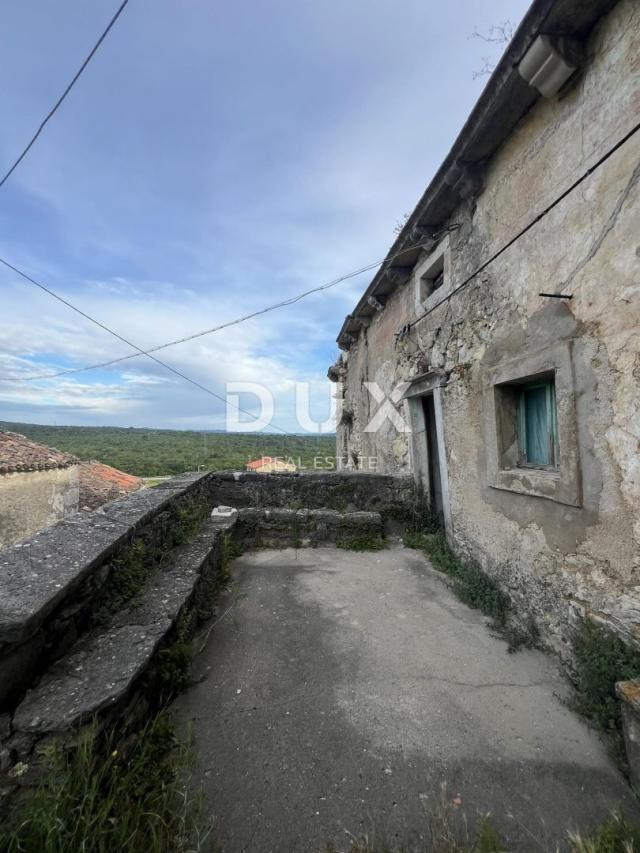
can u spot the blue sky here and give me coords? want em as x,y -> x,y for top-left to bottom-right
0,0 -> 529,433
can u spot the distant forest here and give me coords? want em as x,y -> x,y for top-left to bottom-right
0,422 -> 336,477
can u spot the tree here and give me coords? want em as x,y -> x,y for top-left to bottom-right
470,20 -> 515,79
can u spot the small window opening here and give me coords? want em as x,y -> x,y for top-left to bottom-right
419,255 -> 444,302
517,379 -> 558,468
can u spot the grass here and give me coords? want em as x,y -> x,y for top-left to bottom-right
568,810 -> 640,853
0,714 -> 214,853
321,809 -> 640,853
321,786 -> 504,853
403,489 -> 537,652
337,534 -> 385,552
405,530 -> 510,632
571,618 -> 640,757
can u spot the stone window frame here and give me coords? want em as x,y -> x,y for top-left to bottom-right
413,235 -> 452,317
482,340 -> 582,507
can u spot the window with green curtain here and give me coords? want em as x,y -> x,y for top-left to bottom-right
517,379 -> 557,467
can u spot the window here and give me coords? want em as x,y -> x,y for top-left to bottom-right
483,341 -> 581,507
419,255 -> 444,301
413,236 -> 451,314
517,380 -> 557,468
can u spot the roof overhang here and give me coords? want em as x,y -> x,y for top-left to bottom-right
336,0 -> 619,348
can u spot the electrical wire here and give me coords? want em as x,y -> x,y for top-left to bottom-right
406,118 -> 640,331
0,0 -> 129,189
0,238 -> 433,382
0,257 -> 297,435
1,116 -> 638,436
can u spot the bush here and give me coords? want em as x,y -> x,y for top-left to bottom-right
572,619 -> 640,739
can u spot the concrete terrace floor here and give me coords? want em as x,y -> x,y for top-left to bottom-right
173,547 -> 637,853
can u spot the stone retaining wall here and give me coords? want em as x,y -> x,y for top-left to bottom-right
232,508 -> 383,550
0,470 -> 414,712
209,471 -> 415,531
0,473 -> 211,710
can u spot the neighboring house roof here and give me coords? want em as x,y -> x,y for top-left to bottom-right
245,457 -> 296,471
336,0 -> 618,347
0,430 -> 79,474
78,461 -> 142,510
246,457 -> 275,470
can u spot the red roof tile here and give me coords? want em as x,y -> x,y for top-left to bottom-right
0,431 -> 79,474
78,461 -> 142,510
245,457 -> 274,470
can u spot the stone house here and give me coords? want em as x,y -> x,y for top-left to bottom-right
329,0 -> 640,651
0,431 -> 80,549
0,431 -> 142,549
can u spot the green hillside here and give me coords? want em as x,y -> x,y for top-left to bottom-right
0,422 -> 336,478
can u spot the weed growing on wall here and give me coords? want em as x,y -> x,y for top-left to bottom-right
406,531 -> 510,630
221,532 -> 242,579
404,509 -> 540,653
96,495 -> 210,621
157,534 -> 241,697
407,484 -> 441,535
0,714 -> 214,853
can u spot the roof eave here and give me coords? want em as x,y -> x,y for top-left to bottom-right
336,0 -> 619,346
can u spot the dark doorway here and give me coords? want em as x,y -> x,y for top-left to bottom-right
422,394 -> 443,520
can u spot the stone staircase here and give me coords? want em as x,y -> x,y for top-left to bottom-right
11,517 -> 228,739
0,473 -> 236,769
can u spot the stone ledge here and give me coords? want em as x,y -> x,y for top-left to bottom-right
211,470 -> 413,486
0,472 -> 209,648
209,472 -> 415,527
11,516 -> 229,737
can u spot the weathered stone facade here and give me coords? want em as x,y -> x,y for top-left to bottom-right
331,0 -> 640,653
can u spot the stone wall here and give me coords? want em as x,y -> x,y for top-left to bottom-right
0,470 -> 414,713
232,507 -> 382,550
0,473 -> 211,710
0,466 -> 80,550
209,471 -> 415,531
336,0 -> 640,653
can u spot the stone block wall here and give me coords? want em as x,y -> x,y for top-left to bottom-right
208,471 -> 415,530
232,507 -> 383,550
0,470 -> 415,712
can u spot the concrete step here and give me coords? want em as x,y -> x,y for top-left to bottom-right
11,517 -> 233,737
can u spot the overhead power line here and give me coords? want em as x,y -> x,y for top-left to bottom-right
2,119 -> 638,386
0,238 -> 435,382
407,118 -> 640,330
0,257 -> 296,436
1,119 -> 637,432
0,0 -> 129,189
